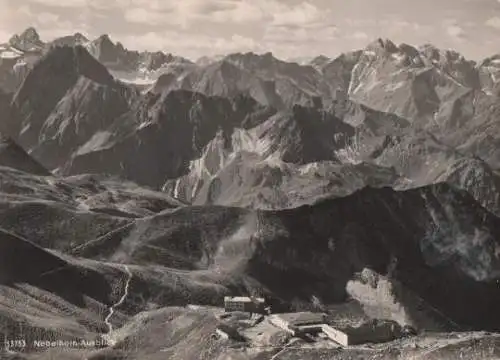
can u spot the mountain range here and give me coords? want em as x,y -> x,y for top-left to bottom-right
1,27 -> 500,359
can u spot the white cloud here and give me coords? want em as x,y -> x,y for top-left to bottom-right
443,19 -> 466,41
381,19 -> 429,32
39,24 -> 83,39
0,0 -> 495,60
37,12 -> 60,25
0,29 -> 10,43
486,16 -> 500,29
111,0 -> 267,28
227,34 -> 260,50
27,0 -> 91,7
2,4 -> 89,38
117,1 -> 337,59
118,0 -> 328,29
447,25 -> 465,38
271,2 -> 327,27
176,0 -> 237,15
208,2 -> 268,23
119,31 -> 263,58
351,31 -> 369,40
123,8 -> 165,25
344,18 -> 378,27
262,22 -> 341,59
17,5 -> 33,17
23,0 -> 124,11
264,24 -> 338,42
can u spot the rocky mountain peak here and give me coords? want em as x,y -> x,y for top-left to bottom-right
115,41 -> 127,52
73,32 -> 89,42
85,34 -> 131,66
419,43 -> 441,60
50,32 -> 90,48
479,54 -> 500,67
262,51 -> 274,59
97,33 -> 112,42
225,51 -> 278,68
44,45 -> 113,83
8,45 -> 116,148
419,44 -> 474,66
18,27 -> 41,43
8,27 -> 44,51
397,43 -> 420,58
94,34 -> 115,49
366,38 -> 398,53
309,55 -> 331,69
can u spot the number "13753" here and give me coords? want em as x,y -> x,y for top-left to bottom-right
5,339 -> 27,348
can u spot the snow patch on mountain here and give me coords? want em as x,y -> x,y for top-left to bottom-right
0,49 -> 23,59
231,127 -> 274,158
76,131 -> 114,155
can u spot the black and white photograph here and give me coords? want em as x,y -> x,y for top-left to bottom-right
1,0 -> 500,359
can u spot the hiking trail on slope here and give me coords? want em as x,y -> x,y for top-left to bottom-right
103,264 -> 132,346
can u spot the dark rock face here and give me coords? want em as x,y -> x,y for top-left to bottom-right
6,45 -> 138,170
0,89 -> 12,121
30,76 -> 138,170
321,50 -> 363,100
0,57 -> 23,94
251,184 -> 500,331
11,46 -> 113,142
309,55 -> 331,71
0,228 -> 112,305
63,91 -> 276,188
0,134 -> 49,175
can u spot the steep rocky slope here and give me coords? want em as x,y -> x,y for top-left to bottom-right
62,91 -> 277,188
160,106 -> 403,208
346,39 -> 470,122
7,45 -> 139,170
163,148 -> 398,209
152,53 -> 331,109
0,89 -> 14,125
0,134 -> 49,175
0,28 -> 46,93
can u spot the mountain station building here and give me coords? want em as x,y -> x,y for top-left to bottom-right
224,296 -> 266,313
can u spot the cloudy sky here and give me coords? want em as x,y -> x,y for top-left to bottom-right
1,0 -> 500,60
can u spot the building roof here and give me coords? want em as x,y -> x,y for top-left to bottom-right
224,296 -> 265,303
275,312 -> 326,326
336,319 -> 399,336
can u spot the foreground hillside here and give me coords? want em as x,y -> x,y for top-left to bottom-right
0,162 -> 499,358
4,307 -> 500,360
